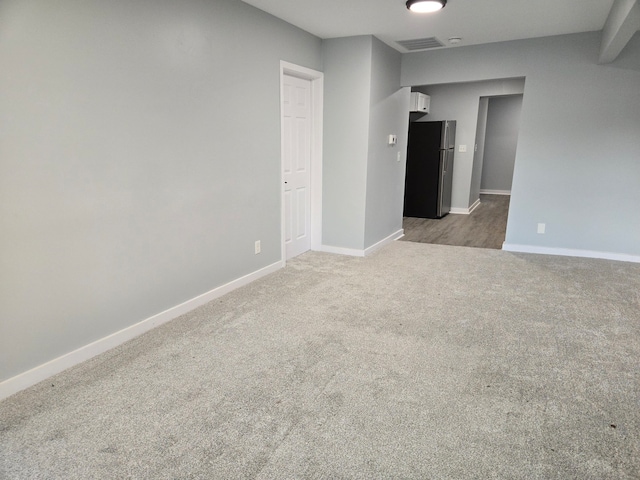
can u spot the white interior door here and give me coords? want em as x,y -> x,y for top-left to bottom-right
282,74 -> 311,260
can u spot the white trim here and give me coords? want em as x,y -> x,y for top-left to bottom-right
319,245 -> 365,257
0,261 -> 283,401
319,230 -> 404,258
280,61 -> 324,261
502,243 -> 640,264
450,198 -> 481,215
364,229 -> 404,256
480,190 -> 511,196
480,189 -> 511,196
450,207 -> 470,215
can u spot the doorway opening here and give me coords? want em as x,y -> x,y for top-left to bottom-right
401,79 -> 525,250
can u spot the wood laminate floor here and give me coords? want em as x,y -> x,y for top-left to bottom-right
401,194 -> 510,250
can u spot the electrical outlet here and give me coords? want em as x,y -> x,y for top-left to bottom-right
255,240 -> 261,254
537,223 -> 546,234
459,145 -> 467,153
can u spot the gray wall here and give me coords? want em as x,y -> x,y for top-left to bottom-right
322,36 -> 410,250
403,32 -> 640,256
0,0 -> 322,382
321,37 -> 372,250
364,38 -> 410,248
481,95 -> 523,193
413,79 -> 525,211
471,98 -> 490,204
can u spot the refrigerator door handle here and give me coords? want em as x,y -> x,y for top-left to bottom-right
443,121 -> 449,149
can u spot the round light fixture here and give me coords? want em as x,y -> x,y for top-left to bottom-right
448,37 -> 462,44
406,0 -> 447,13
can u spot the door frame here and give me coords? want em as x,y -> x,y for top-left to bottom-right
280,61 -> 324,264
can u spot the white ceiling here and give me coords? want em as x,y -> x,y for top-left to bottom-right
240,0 -> 616,53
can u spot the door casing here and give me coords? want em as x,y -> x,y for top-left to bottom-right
280,61 -> 323,264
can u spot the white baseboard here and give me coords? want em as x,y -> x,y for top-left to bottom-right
319,245 -> 365,257
450,198 -> 480,215
0,261 -> 283,401
502,243 -> 640,264
364,229 -> 404,256
449,207 -> 470,215
320,229 -> 404,258
480,189 -> 511,196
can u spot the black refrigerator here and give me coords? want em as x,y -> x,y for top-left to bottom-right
403,120 -> 456,219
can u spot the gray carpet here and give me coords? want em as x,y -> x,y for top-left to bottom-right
1,242 -> 639,479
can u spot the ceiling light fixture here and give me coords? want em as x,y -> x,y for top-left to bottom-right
406,0 -> 447,13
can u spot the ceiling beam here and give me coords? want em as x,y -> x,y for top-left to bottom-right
599,0 -> 640,64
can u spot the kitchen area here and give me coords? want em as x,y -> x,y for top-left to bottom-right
401,80 -> 524,249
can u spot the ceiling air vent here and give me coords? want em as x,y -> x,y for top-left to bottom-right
397,37 -> 445,51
